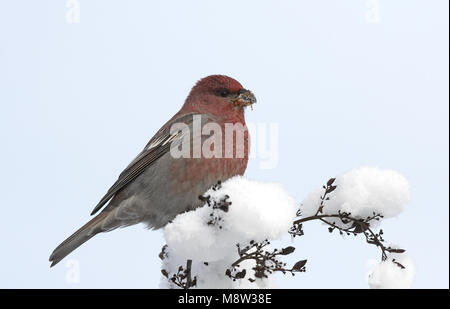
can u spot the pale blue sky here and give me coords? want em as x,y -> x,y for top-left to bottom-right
0,0 -> 448,288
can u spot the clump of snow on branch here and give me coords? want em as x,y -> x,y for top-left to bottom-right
160,167 -> 414,289
301,167 -> 410,227
161,176 -> 296,288
368,251 -> 415,289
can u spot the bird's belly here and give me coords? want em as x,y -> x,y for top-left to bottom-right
110,153 -> 247,229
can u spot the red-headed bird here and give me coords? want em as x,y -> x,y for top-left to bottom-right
49,75 -> 256,266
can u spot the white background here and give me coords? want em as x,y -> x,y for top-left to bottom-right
0,0 -> 448,288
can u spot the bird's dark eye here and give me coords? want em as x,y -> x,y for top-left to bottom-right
218,88 -> 230,97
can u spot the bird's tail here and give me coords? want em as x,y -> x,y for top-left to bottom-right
49,212 -> 108,267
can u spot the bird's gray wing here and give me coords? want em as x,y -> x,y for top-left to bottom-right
89,113 -> 198,215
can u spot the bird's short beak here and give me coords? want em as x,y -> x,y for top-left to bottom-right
232,89 -> 257,109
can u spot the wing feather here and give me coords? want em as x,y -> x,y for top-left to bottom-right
89,121 -> 188,215
89,113 -> 213,216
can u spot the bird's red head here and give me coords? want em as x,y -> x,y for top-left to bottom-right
183,75 -> 256,118
191,75 -> 244,95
